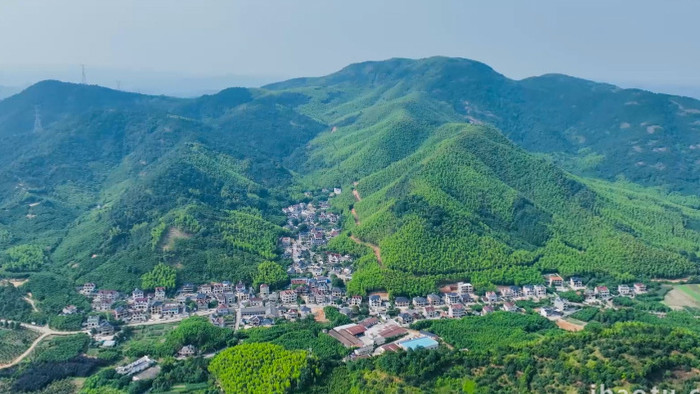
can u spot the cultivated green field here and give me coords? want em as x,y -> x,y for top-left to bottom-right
0,328 -> 40,364
664,284 -> 700,310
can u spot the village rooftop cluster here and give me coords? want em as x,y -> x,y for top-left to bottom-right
60,190 -> 651,369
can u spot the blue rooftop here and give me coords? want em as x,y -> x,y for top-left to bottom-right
398,336 -> 439,351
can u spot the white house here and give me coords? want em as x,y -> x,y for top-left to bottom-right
444,292 -> 460,305
448,303 -> 466,318
457,282 -> 473,294
595,286 -> 610,298
280,290 -> 297,304
617,284 -> 631,296
534,285 -> 547,298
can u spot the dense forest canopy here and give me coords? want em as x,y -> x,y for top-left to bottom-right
0,58 -> 698,292
1,56 -> 700,394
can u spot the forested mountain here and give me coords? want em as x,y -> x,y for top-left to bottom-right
0,85 -> 22,101
0,81 -> 326,292
269,57 -> 700,194
1,57 -> 700,300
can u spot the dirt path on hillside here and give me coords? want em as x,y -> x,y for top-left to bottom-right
652,277 -> 690,284
0,332 -> 49,370
350,235 -> 383,265
8,279 -> 28,288
351,208 -> 360,225
349,189 -> 383,266
0,324 -> 83,370
352,189 -> 361,202
23,294 -> 38,313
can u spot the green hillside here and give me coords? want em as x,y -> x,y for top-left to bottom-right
0,82 -> 324,296
269,56 -> 700,195
306,119 -> 700,296
0,57 -> 699,303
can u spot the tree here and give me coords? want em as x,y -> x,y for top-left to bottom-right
254,261 -> 288,289
141,263 -> 177,290
209,343 -> 313,393
3,244 -> 47,271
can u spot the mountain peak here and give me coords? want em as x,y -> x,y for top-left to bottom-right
265,56 -> 504,90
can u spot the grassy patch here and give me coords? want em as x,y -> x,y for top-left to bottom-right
664,284 -> 700,310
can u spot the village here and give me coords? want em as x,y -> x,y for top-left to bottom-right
61,190 -> 650,366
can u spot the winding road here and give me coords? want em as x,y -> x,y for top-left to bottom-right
0,308 -> 218,370
0,323 -> 83,370
350,188 -> 383,266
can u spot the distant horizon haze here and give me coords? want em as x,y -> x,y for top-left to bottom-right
1,59 -> 699,101
1,0 -> 698,98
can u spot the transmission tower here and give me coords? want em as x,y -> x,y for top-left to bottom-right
81,64 -> 87,84
33,106 -> 43,133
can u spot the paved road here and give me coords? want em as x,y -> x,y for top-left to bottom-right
234,307 -> 242,331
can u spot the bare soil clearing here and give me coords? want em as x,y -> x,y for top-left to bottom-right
664,284 -> 700,310
557,319 -> 585,332
163,227 -> 191,251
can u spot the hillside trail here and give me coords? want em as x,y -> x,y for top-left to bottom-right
0,323 -> 83,370
23,293 -> 38,312
0,309 -> 217,370
350,188 -> 383,267
0,332 -> 49,370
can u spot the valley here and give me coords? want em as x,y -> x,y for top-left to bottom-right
1,57 -> 700,393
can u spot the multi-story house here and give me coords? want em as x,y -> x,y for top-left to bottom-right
457,282 -> 474,294
534,285 -> 547,298
369,295 -> 382,308
280,290 -> 298,304
448,303 -> 466,318
444,292 -> 461,305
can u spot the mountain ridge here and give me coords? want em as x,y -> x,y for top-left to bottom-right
0,57 -> 699,300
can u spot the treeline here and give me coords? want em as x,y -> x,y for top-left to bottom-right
209,342 -> 313,393
127,316 -> 235,358
242,318 -> 350,364
412,312 -> 557,351
306,317 -> 700,393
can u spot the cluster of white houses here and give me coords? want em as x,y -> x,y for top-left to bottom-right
281,200 -> 354,280
544,274 -> 647,299
76,274 -> 357,330
335,275 -> 651,325
77,280 -> 276,325
348,281 -> 549,323
74,237 -> 651,336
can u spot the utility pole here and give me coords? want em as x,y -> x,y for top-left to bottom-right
81,64 -> 87,84
33,105 -> 43,133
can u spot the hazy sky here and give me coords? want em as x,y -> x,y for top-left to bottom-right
1,0 -> 699,97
